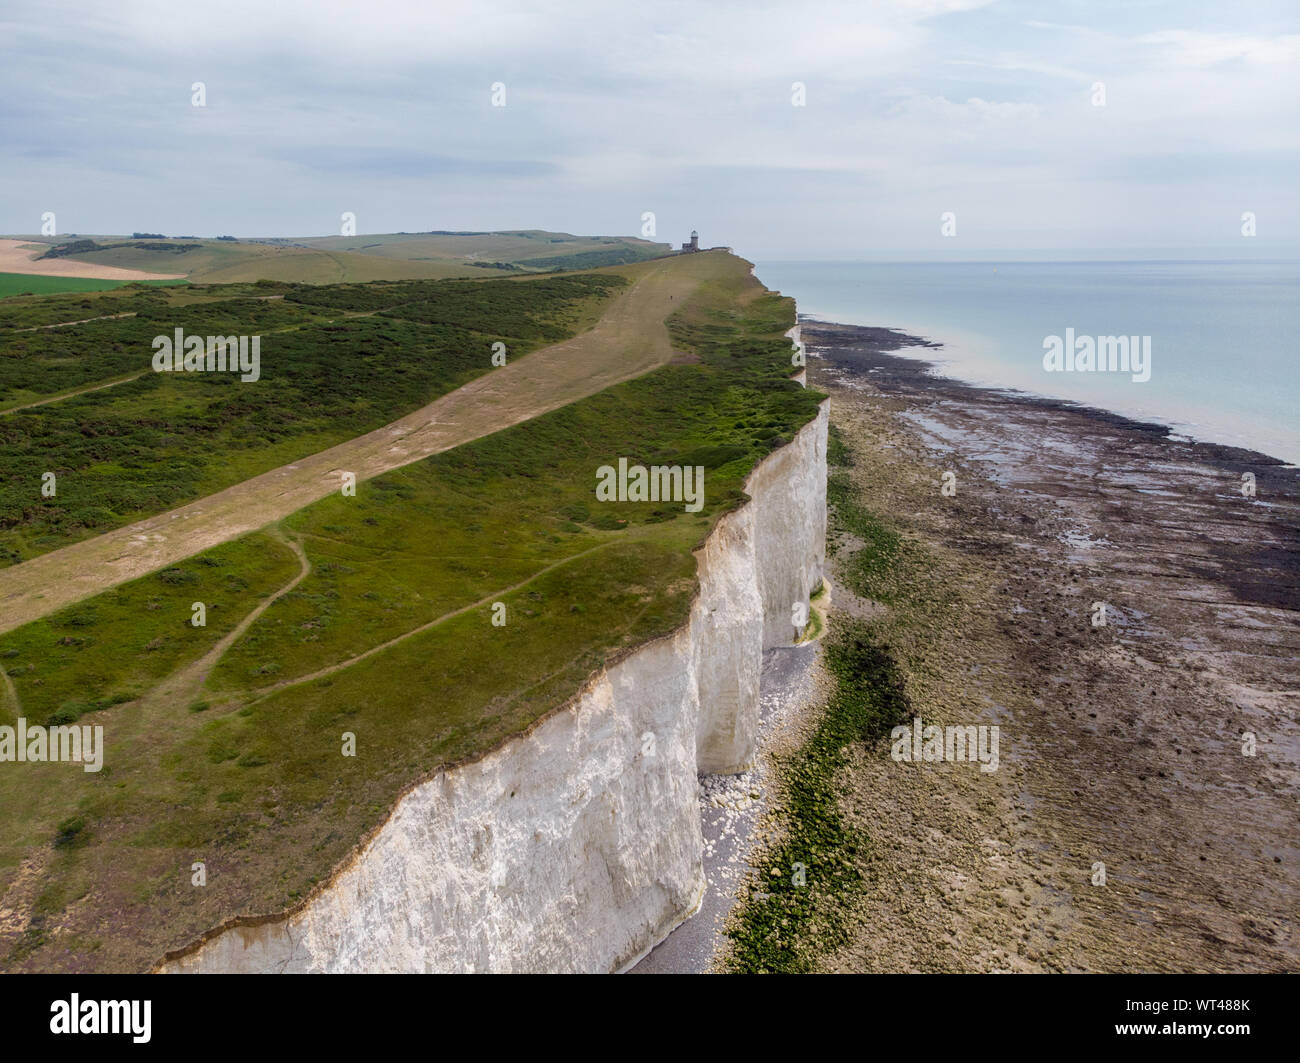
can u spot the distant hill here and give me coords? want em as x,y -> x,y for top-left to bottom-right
9,230 -> 672,284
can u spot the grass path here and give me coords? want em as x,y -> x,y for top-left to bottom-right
4,294 -> 283,336
143,527 -> 314,715
0,252 -> 724,636
1,300 -> 344,414
10,311 -> 139,333
239,537 -> 620,706
0,370 -> 150,414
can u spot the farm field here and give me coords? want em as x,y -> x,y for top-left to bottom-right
0,273 -> 186,298
0,239 -> 186,282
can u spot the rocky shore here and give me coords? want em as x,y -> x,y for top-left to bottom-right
789,319 -> 1298,972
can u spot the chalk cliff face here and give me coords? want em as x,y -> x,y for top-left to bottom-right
160,401 -> 828,974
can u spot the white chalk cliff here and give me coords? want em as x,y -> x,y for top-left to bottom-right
160,399 -> 828,974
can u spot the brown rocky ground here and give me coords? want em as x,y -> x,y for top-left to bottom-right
806,320 -> 1298,973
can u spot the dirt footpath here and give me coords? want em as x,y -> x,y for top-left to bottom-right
808,321 -> 1298,973
0,252 -> 726,635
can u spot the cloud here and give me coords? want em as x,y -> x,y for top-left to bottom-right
271,146 -> 558,179
1137,30 -> 1300,67
0,0 -> 1295,255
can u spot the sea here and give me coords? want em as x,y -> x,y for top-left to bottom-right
755,260 -> 1300,467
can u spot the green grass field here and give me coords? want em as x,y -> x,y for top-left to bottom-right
0,252 -> 820,973
0,273 -> 185,297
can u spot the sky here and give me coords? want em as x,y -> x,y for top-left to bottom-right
2,0 -> 1298,258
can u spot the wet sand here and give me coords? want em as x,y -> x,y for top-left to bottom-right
806,320 -> 1298,972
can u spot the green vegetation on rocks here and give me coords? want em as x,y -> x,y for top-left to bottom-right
726,423 -> 920,972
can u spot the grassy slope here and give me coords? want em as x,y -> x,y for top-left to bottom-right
38,240 -> 281,279
0,279 -> 327,332
0,274 -> 625,564
296,230 -> 669,266
0,256 -> 714,638
16,232 -> 668,285
37,241 -> 503,284
191,248 -> 502,284
0,253 -> 822,973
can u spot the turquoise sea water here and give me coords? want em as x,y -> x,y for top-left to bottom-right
755,260 -> 1300,465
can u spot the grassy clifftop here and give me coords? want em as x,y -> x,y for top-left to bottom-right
0,251 -> 822,972
0,274 -> 625,565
